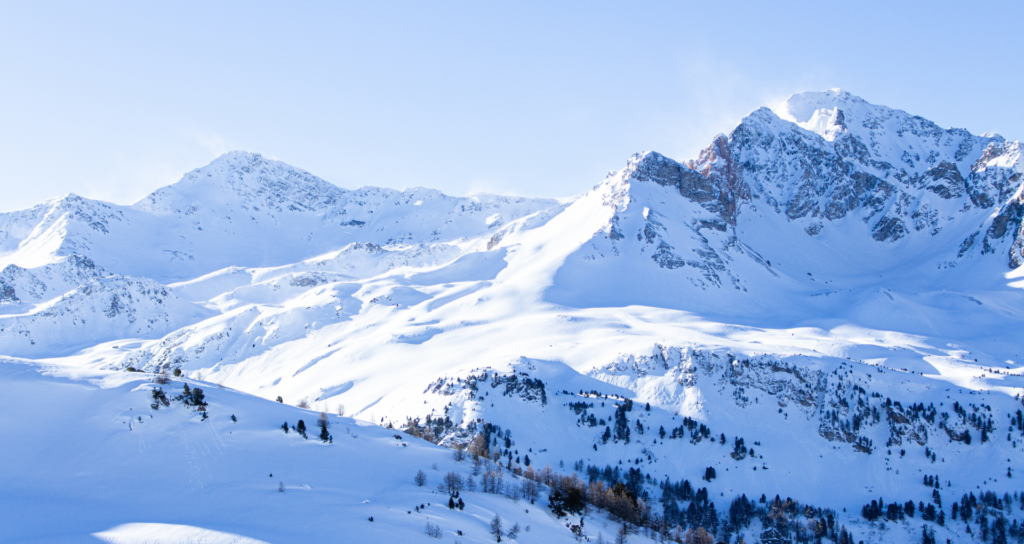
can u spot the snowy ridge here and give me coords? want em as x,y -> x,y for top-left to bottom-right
3,91 -> 1024,543
0,152 -> 560,281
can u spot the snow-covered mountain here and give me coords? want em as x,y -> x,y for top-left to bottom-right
0,151 -> 561,281
4,90 -> 1024,544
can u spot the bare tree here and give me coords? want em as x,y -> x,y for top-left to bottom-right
336,404 -> 345,417
468,434 -> 489,458
414,469 -> 427,487
472,455 -> 483,476
522,478 -> 540,503
440,471 -> 464,495
507,522 -> 521,539
452,444 -> 467,462
278,481 -> 285,493
504,481 -> 521,503
424,522 -> 443,539
614,524 -> 628,544
297,398 -> 310,409
153,371 -> 169,385
489,514 -> 504,542
682,528 -> 713,544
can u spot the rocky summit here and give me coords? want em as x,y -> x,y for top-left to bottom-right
3,90 -> 1024,544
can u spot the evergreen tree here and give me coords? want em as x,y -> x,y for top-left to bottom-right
993,516 -> 1008,544
922,503 -> 937,521
920,525 -> 935,544
548,490 -> 567,518
281,421 -> 289,433
317,412 -> 330,442
296,419 -> 307,439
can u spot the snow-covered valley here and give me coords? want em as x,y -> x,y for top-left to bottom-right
3,90 -> 1024,543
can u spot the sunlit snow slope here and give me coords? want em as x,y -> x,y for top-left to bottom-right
3,90 -> 1024,543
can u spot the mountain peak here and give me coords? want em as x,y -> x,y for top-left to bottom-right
134,151 -> 346,214
772,89 -> 864,124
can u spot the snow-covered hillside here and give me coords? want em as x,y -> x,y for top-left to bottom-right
1,361 -> 649,543
3,90 -> 1024,544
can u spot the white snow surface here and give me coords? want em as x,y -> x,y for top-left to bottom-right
3,91 -> 1024,543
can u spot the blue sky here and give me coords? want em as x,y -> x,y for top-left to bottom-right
0,1 -> 1021,211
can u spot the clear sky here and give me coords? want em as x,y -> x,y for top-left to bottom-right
1,1 -> 1021,212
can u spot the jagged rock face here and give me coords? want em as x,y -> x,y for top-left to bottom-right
623,90 -> 1023,266
0,255 -> 106,304
622,140 -> 747,226
0,273 -> 212,357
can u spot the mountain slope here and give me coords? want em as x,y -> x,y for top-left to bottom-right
2,90 -> 1024,544
0,151 -> 561,281
1,361 -> 647,543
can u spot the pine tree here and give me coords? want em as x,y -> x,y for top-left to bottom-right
281,421 -> 289,433
296,419 -> 307,439
922,503 -> 937,521
993,516 -> 1008,544
920,525 -> 935,544
318,412 -> 331,443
